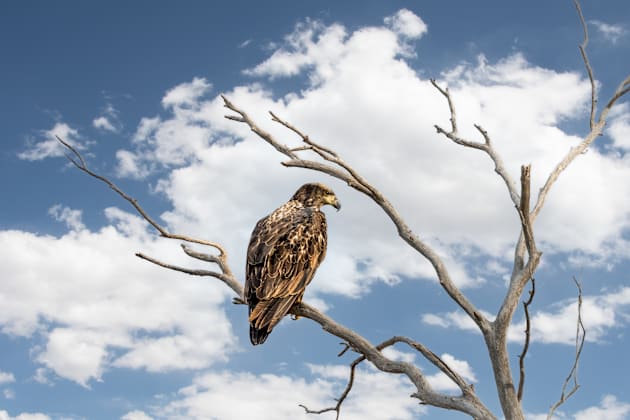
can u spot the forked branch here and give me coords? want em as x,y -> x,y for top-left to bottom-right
547,277 -> 586,420
55,136 -> 228,255
300,336 -> 476,420
430,79 -> 521,209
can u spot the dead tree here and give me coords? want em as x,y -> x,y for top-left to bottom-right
57,2 -> 628,419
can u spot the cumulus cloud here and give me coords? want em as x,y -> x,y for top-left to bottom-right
114,80 -> 215,178
0,371 -> 14,385
384,9 -> 427,39
590,20 -> 626,44
93,103 -> 120,133
422,310 -> 495,334
244,19 -> 348,83
425,353 -> 476,393
0,207 -> 236,386
93,116 -> 116,132
608,104 -> 630,150
0,411 -> 50,420
422,287 -> 630,345
120,411 -> 154,420
18,122 -> 86,161
574,395 -> 630,420
48,205 -> 86,232
162,77 -> 212,109
157,365 -> 422,420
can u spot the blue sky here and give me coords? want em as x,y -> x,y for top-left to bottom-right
2,1 -> 630,419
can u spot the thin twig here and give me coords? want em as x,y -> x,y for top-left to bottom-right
270,111 -> 339,157
136,252 -> 225,279
55,136 -> 228,254
517,277 -> 536,401
300,335 -> 475,420
429,80 -> 521,208
299,355 -> 362,420
547,277 -> 586,420
573,0 -> 597,129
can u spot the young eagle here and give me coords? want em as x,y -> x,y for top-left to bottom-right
245,183 -> 340,345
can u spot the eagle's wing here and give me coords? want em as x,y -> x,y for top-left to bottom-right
245,202 -> 327,344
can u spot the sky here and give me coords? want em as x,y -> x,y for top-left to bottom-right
1,1 -> 630,419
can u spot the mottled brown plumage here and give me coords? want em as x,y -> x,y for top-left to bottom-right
245,183 -> 340,345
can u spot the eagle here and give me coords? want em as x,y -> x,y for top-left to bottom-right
245,183 -> 340,345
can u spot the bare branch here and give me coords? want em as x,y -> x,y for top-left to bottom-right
517,277 -> 535,401
301,335 -> 477,420
532,8 -> 630,222
429,81 -> 521,208
293,304 -> 496,419
573,0 -> 597,129
547,277 -> 586,420
222,95 -> 298,159
55,136 -> 228,254
300,346 -> 372,420
431,79 -> 458,134
136,252 -> 224,279
518,165 -> 537,258
135,252 -> 244,296
392,336 -> 473,395
270,111 -> 339,158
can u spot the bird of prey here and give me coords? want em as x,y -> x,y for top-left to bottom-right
245,183 -> 341,345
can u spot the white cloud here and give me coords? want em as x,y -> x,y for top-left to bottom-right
19,122 -> 86,161
120,411 -> 154,420
162,77 -> 211,109
48,205 -> 86,232
381,347 -> 417,364
244,19 -> 347,83
425,353 -> 476,393
3,389 -> 15,400
158,366 -> 422,420
0,371 -> 14,385
93,116 -> 116,132
32,368 -> 51,386
590,20 -> 626,44
384,9 -> 427,39
0,411 -> 50,420
0,207 -> 236,386
574,395 -> 630,420
92,103 -> 121,133
238,39 -> 252,49
115,149 -> 152,179
421,310 -> 494,334
422,287 -> 630,345
608,105 -> 630,150
37,327 -> 110,387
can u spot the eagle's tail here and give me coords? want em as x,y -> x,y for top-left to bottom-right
248,295 -> 299,345
249,325 -> 271,345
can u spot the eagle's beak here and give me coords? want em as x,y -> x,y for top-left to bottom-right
324,193 -> 341,211
332,197 -> 341,211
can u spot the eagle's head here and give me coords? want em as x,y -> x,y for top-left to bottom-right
292,183 -> 341,211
